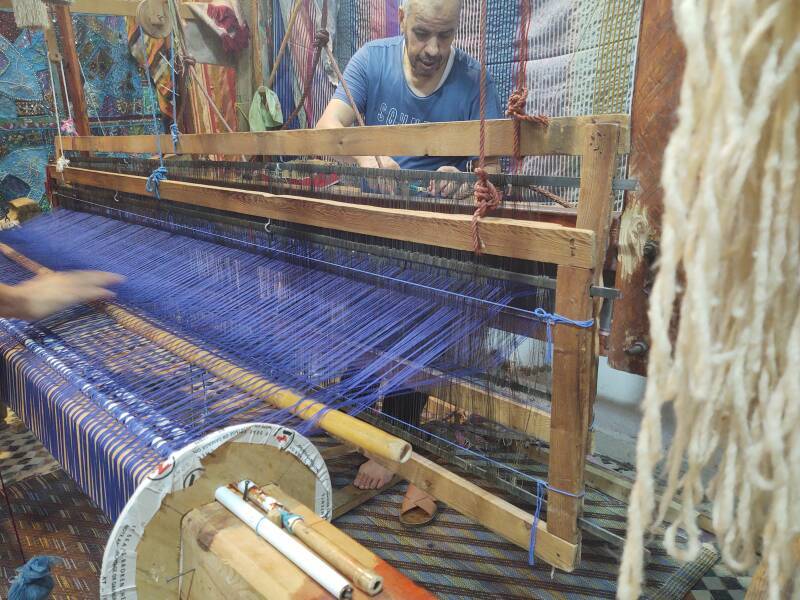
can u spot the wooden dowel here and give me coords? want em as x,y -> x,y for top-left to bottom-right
0,243 -> 412,465
238,482 -> 383,596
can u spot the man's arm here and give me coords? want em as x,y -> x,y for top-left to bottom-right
0,271 -> 124,320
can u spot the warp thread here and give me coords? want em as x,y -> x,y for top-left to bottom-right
617,0 -> 800,598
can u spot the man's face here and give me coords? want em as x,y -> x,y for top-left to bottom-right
400,2 -> 461,79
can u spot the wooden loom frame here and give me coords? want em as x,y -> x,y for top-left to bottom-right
46,115 -> 626,572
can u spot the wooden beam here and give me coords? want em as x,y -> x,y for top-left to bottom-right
426,385 -> 553,442
53,166 -> 598,267
608,0 -> 684,376
547,123 -> 620,549
0,0 -> 194,18
378,451 -> 579,571
58,115 -> 631,156
53,5 -> 90,137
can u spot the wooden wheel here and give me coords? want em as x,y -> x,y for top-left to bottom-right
101,423 -> 332,599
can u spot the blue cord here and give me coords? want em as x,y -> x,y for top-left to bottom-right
146,166 -> 168,199
532,307 -> 594,363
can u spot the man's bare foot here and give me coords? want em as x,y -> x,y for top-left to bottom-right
353,459 -> 394,490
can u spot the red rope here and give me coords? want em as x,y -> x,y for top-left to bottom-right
472,0 -> 502,254
507,0 -> 549,170
282,0 -> 329,130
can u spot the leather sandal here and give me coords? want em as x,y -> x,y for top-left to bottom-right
399,484 -> 438,528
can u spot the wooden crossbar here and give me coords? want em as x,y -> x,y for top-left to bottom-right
51,166 -> 598,267
0,0 -> 193,18
57,115 -> 630,157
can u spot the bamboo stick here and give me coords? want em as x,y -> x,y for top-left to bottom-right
0,243 -> 412,464
236,481 -> 383,596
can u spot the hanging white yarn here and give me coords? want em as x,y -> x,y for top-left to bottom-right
618,0 -> 799,599
10,0 -> 49,29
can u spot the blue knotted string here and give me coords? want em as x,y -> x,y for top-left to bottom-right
146,166 -> 168,199
532,308 -> 594,363
169,30 -> 180,150
139,27 -> 168,196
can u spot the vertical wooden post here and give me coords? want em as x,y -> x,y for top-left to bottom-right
547,123 -> 620,548
607,0 -> 685,375
52,5 -> 91,137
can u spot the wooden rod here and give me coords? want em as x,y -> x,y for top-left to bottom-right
0,0 -> 195,18
52,166 -> 598,267
53,5 -> 91,137
0,243 -> 412,465
57,115 -> 631,156
375,451 -> 579,571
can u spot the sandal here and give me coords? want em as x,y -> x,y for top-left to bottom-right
399,484 -> 438,528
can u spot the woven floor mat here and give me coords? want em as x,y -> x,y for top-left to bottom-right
0,411 -> 60,486
0,431 -> 727,599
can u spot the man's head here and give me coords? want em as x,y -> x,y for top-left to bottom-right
399,0 -> 462,80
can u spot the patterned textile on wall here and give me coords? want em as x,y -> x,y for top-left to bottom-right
0,12 -> 152,205
271,0 -> 341,129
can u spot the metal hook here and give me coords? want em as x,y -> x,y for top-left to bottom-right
264,220 -> 272,234
114,190 -> 120,203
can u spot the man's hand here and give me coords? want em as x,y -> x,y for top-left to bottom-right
357,156 -> 401,195
356,156 -> 401,170
1,271 -> 125,321
431,165 -> 472,200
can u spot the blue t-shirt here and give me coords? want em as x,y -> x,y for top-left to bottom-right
332,36 -> 502,171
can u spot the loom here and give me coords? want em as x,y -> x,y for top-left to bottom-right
0,109 -> 629,592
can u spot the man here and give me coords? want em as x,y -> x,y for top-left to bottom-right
317,0 -> 501,178
317,0 -> 501,524
0,271 -> 123,320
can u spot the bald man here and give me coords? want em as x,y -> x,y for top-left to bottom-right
317,0 -> 501,174
318,0 -> 501,525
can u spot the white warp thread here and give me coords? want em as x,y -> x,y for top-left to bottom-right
618,0 -> 799,598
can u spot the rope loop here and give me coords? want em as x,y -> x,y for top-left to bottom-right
146,166 -> 169,200
471,168 -> 502,254
170,123 -> 180,149
313,29 -> 330,49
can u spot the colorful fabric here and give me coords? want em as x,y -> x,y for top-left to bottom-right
0,14 -> 151,205
249,85 -> 284,130
186,0 -> 250,54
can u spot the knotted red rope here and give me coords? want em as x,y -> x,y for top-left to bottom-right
471,0 -> 502,254
507,0 -> 549,170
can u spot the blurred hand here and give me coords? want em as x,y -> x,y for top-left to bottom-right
3,271 -> 125,321
357,156 -> 401,195
356,156 -> 400,170
431,165 -> 473,200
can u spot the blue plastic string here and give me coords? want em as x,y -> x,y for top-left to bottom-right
529,480 -> 544,565
169,31 -> 180,150
532,307 -> 594,363
139,27 -> 168,191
